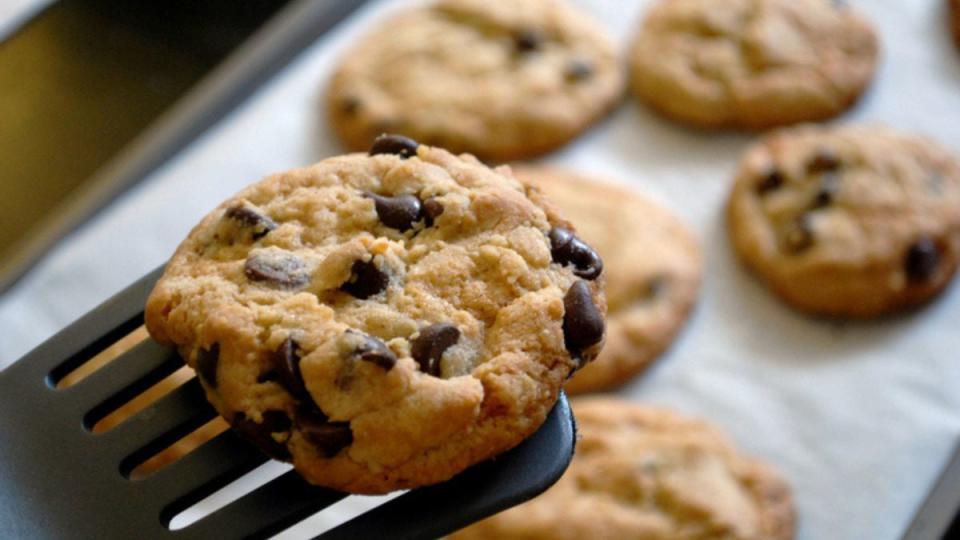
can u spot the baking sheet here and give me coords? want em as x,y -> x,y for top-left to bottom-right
2,0 -> 960,538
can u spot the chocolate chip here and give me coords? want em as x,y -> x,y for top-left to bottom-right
514,28 -> 543,52
257,370 -> 280,384
232,411 -> 292,461
342,96 -> 361,115
812,172 -> 841,209
808,149 -> 842,174
224,204 -> 277,240
195,344 -> 219,388
349,331 -> 397,370
365,192 -> 422,231
562,280 -> 604,365
755,166 -> 785,195
296,406 -> 353,458
244,251 -> 309,289
783,214 -> 815,254
564,59 -> 593,82
646,275 -> 668,301
341,259 -> 389,299
369,134 -> 419,159
273,337 -> 308,400
423,197 -> 444,227
905,237 -> 941,283
549,227 -> 603,280
411,323 -> 460,376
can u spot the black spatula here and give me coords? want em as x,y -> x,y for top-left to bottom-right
0,268 -> 576,539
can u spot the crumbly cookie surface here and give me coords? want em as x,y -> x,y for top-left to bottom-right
327,0 -> 624,162
145,137 -> 606,494
728,124 -> 960,318
516,168 -> 700,394
451,398 -> 795,540
629,0 -> 878,129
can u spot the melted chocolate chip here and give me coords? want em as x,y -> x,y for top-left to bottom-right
369,134 -> 419,159
274,338 -> 308,401
812,172 -> 841,209
341,259 -> 389,299
232,411 -> 292,461
562,280 -> 604,366
296,406 -> 353,458
365,192 -> 422,231
905,237 -> 941,283
514,28 -> 543,52
565,59 -> 593,82
411,323 -> 460,376
755,166 -> 785,195
224,204 -> 277,240
783,215 -> 815,254
549,227 -> 603,280
423,197 -> 444,227
244,251 -> 309,289
349,331 -> 397,370
195,344 -> 219,388
808,149 -> 842,174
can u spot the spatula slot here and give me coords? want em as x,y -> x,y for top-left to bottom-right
45,313 -> 145,389
78,340 -> 186,429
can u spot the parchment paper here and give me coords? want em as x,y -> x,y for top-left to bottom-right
2,1 -> 959,538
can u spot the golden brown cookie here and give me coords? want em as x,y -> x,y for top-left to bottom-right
326,0 -> 624,162
516,168 -> 700,394
145,135 -> 607,494
629,0 -> 879,129
728,124 -> 960,317
451,398 -> 795,540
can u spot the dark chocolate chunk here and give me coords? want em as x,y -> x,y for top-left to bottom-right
423,197 -> 444,227
783,214 -> 815,254
365,192 -> 422,231
224,204 -> 277,240
296,407 -> 353,458
244,251 -> 309,289
905,237 -> 940,283
274,337 -> 308,401
514,28 -> 543,52
195,344 -> 219,388
564,59 -> 593,82
562,280 -> 604,365
341,259 -> 389,299
369,134 -> 419,159
411,323 -> 460,376
349,331 -> 397,370
812,172 -> 841,209
755,166 -> 785,195
549,227 -> 603,280
232,411 -> 292,461
808,148 -> 842,174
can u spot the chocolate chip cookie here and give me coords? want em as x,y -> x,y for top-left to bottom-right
516,168 -> 701,394
145,135 -> 606,494
326,0 -> 624,162
629,0 -> 879,129
728,124 -> 960,318
450,398 -> 795,540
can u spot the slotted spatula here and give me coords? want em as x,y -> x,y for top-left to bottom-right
0,267 -> 576,539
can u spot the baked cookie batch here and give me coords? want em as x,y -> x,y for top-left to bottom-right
139,0 -> 960,537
